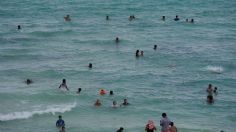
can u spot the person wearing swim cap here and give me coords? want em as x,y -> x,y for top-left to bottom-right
145,120 -> 157,132
56,115 -> 65,128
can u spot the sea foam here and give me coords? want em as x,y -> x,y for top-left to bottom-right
0,102 -> 76,121
206,66 -> 224,74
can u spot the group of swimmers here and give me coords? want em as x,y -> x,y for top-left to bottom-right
142,113 -> 178,132
206,83 -> 218,104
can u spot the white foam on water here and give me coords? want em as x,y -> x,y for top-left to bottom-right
0,102 -> 76,121
206,66 -> 224,74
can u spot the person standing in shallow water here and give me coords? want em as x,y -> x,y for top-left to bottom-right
17,25 -> 21,30
154,45 -> 157,50
59,79 -> 69,91
56,115 -> 65,128
160,113 -> 171,132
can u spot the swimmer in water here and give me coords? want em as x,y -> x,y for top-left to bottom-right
17,25 -> 21,30
76,88 -> 82,94
136,50 -> 140,57
88,63 -> 92,68
186,19 -> 189,22
64,15 -> 71,21
140,51 -> 144,56
154,45 -> 157,50
94,99 -> 102,107
117,127 -> 124,132
213,87 -> 218,94
25,79 -> 33,85
207,84 -> 213,94
112,101 -> 118,108
174,15 -> 179,21
207,94 -> 214,104
59,79 -> 69,91
109,90 -> 114,95
122,99 -> 129,106
162,16 -> 165,21
106,15 -> 109,20
145,120 -> 157,132
115,37 -> 119,43
190,19 -> 194,23
169,122 -> 178,132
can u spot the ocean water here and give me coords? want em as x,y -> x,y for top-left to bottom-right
0,0 -> 236,131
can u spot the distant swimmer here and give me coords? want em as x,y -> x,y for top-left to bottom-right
94,99 -> 102,107
122,98 -> 129,106
190,19 -> 194,23
25,79 -> 33,85
76,88 -> 82,94
154,45 -> 157,50
60,126 -> 66,132
17,25 -> 21,30
106,15 -> 109,20
162,16 -> 165,21
109,90 -> 114,95
169,122 -> 178,132
213,87 -> 218,94
99,89 -> 106,95
186,19 -> 189,22
136,50 -> 140,57
112,100 -> 118,108
207,94 -> 214,104
207,84 -> 213,94
64,15 -> 71,21
59,79 -> 69,91
145,120 -> 157,132
117,127 -> 124,132
88,63 -> 92,68
56,115 -> 65,128
174,15 -> 179,21
140,51 -> 144,56
115,37 -> 120,43
129,15 -> 135,21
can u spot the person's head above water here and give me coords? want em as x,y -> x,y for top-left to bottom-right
162,16 -> 165,20
154,45 -> 157,50
58,115 -> 62,119
17,25 -> 21,30
109,90 -> 114,95
106,16 -> 109,20
116,37 -> 119,42
89,63 -> 92,68
26,79 -> 32,85
62,79 -> 66,84
162,113 -> 167,118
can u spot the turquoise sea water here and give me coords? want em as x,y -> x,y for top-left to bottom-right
0,0 -> 236,131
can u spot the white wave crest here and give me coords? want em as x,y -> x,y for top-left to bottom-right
206,66 -> 224,74
0,102 -> 76,121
